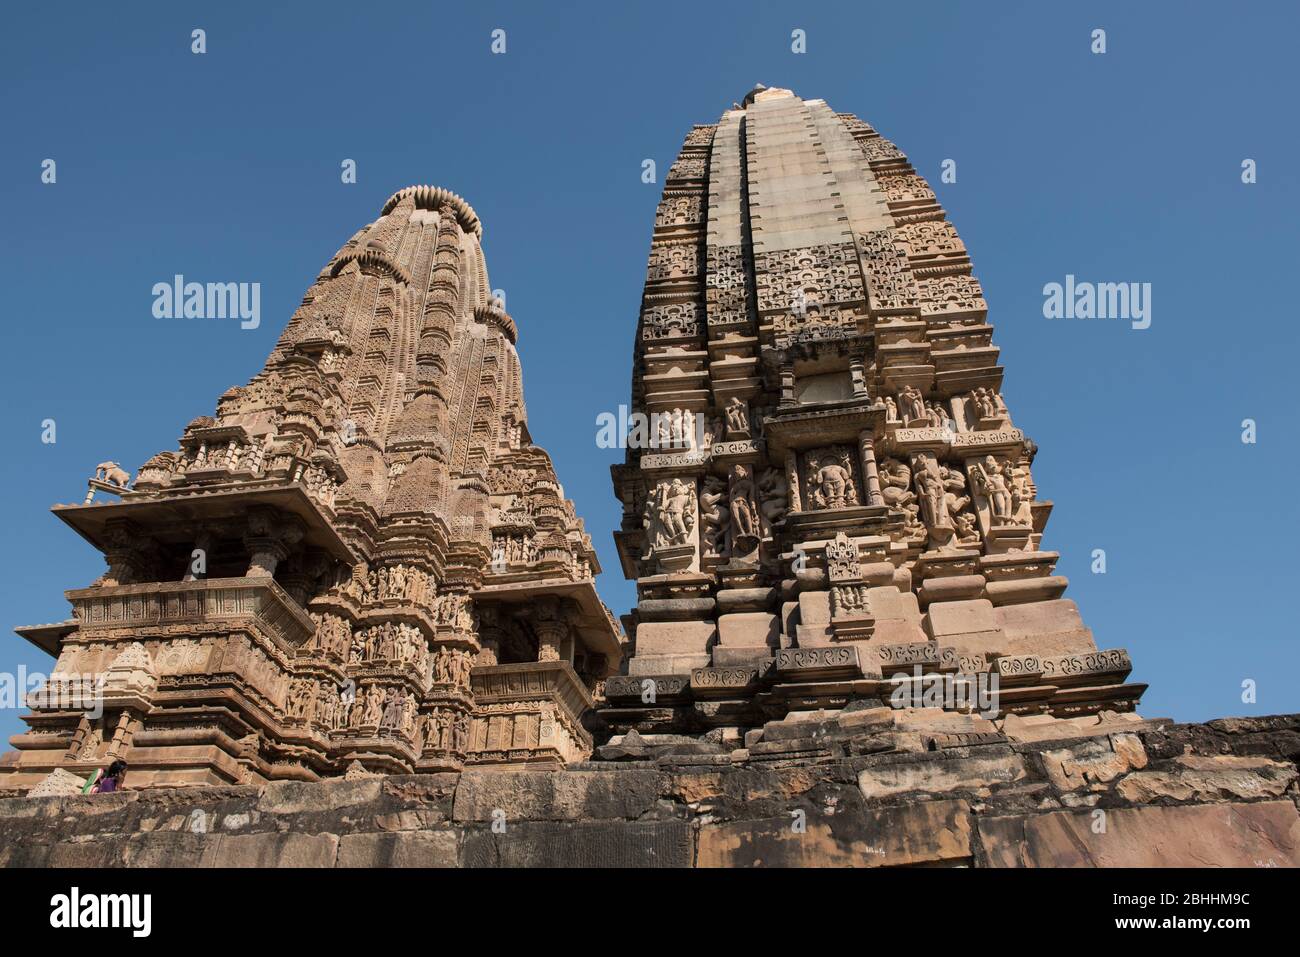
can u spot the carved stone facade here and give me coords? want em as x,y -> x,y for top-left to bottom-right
604,86 -> 1143,738
1,188 -> 621,789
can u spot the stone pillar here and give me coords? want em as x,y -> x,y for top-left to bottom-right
534,598 -> 568,663
785,449 -> 802,512
849,356 -> 869,399
857,430 -> 883,507
245,538 -> 290,579
100,520 -> 155,587
278,557 -> 313,607
243,508 -> 304,579
182,529 -> 214,582
476,605 -> 502,666
779,364 -> 796,407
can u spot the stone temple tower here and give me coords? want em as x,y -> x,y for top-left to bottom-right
3,186 -> 620,789
602,87 -> 1143,742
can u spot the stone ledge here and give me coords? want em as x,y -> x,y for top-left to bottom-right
0,714 -> 1294,867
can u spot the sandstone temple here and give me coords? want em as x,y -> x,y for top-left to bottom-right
1,87 -> 1150,790
599,85 -> 1144,745
3,88 -> 1296,873
1,186 -> 621,789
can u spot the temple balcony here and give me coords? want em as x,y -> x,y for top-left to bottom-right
467,660 -> 594,768
61,577 -> 316,652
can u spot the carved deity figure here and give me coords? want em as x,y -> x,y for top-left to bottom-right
924,401 -> 952,430
941,466 -> 970,517
953,510 -> 981,546
914,465 -> 950,529
806,450 -> 858,510
831,583 -> 869,618
647,479 -> 696,547
970,455 -> 1019,524
728,465 -> 759,544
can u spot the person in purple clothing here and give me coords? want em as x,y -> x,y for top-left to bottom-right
92,760 -> 127,794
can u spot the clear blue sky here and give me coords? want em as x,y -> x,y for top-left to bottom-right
2,1 -> 1297,742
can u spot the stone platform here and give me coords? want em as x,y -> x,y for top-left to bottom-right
1,713 -> 1295,868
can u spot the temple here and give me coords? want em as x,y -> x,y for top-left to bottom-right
1,186 -> 621,789
4,88 -> 1297,872
600,86 -> 1146,745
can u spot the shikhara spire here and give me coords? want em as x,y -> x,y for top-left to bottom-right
603,87 -> 1143,740
2,188 -> 621,790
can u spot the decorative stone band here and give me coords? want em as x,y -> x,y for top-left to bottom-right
775,645 -> 862,680
641,449 -> 710,470
993,649 -> 1132,687
951,428 -> 1026,450
690,666 -> 760,698
923,730 -> 1009,750
604,674 -> 690,705
711,438 -> 764,461
875,641 -> 988,676
887,427 -> 1026,458
875,640 -> 938,667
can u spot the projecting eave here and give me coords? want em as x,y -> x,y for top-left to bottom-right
50,485 -> 355,564
14,621 -> 76,657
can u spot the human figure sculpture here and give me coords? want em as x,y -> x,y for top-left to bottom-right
729,465 -> 759,542
971,455 -> 1014,522
653,479 -> 695,546
915,466 -> 950,528
756,467 -> 788,532
899,385 -> 927,424
724,397 -> 749,436
699,476 -> 729,557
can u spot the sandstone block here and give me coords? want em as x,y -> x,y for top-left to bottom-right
697,799 -> 972,867
978,801 -> 1300,867
257,778 -> 382,815
204,832 -> 340,868
858,748 -> 1028,799
716,611 -> 778,647
462,820 -> 692,868
452,768 -> 663,822
1115,754 -> 1297,804
632,619 -> 717,657
336,830 -> 458,867
1039,733 -> 1147,793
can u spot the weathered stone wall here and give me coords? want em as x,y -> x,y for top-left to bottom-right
1,715 -> 1296,868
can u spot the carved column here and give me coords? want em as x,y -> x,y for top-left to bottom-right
785,449 -> 802,512
183,529 -> 214,582
849,356 -> 869,399
243,508 -> 304,579
857,430 -> 884,507
534,597 -> 568,663
99,520 -> 156,586
779,363 -> 796,407
476,604 -> 503,666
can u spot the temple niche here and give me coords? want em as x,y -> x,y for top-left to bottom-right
1,187 -> 621,789
603,86 -> 1145,742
